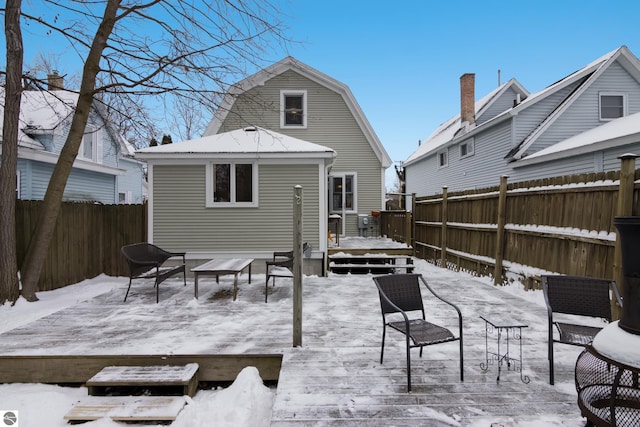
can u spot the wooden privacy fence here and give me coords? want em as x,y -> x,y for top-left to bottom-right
16,201 -> 147,291
402,155 -> 640,289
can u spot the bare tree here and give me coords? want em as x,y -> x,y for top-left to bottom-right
0,0 -> 23,305
0,0 -> 289,303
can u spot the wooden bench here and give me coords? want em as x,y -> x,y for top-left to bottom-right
86,363 -> 200,397
121,243 -> 186,303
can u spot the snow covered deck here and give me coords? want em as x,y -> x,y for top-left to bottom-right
0,247 -> 588,425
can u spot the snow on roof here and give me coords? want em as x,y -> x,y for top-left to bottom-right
135,126 -> 336,159
404,81 -> 512,164
1,89 -> 76,149
514,112 -> 640,166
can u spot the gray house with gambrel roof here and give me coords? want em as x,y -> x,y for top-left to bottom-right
404,46 -> 640,196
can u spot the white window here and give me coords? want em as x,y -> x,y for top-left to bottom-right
79,125 -> 103,163
438,149 -> 448,168
330,173 -> 357,213
280,90 -> 307,128
599,93 -> 625,120
460,140 -> 474,158
119,191 -> 132,204
206,161 -> 258,207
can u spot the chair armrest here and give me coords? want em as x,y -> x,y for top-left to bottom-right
418,276 -> 463,334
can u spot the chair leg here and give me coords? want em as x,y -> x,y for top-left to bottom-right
380,325 -> 387,364
406,335 -> 412,392
124,278 -> 133,302
459,335 -> 464,382
265,276 -> 270,303
549,340 -> 555,385
155,278 -> 160,303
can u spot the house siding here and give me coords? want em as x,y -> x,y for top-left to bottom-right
218,69 -> 383,237
151,163 -> 321,252
528,62 -> 640,155
405,120 -> 512,195
477,87 -> 519,125
117,158 -> 145,203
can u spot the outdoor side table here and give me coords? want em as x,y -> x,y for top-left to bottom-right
480,315 -> 530,383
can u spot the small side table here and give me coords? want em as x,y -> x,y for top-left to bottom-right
480,315 -> 530,383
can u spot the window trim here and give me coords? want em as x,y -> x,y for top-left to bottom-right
459,139 -> 474,159
79,125 -> 103,163
280,90 -> 307,129
329,172 -> 357,214
205,161 -> 258,208
437,149 -> 448,168
599,92 -> 626,121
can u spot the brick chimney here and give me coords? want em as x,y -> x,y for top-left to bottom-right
47,70 -> 64,90
460,73 -> 475,125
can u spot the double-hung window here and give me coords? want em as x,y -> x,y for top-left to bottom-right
599,93 -> 625,120
460,139 -> 474,158
280,90 -> 307,128
330,173 -> 356,213
79,125 -> 102,163
206,161 -> 257,207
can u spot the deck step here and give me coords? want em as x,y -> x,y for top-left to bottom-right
328,254 -> 414,274
64,395 -> 188,422
86,363 -> 199,397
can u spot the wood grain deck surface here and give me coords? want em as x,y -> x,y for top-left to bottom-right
0,265 -> 588,426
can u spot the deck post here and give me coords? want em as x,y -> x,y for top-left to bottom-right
494,175 -> 508,286
613,154 -> 637,321
293,185 -> 303,347
441,186 -> 448,268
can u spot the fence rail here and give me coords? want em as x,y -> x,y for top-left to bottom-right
16,201 -> 147,291
381,156 -> 640,292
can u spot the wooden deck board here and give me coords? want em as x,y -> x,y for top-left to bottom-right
64,396 -> 187,422
0,264 -> 589,426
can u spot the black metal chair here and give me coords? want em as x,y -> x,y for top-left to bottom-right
264,243 -> 310,303
121,243 -> 186,303
542,275 -> 623,385
373,273 -> 463,392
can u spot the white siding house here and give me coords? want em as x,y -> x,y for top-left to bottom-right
404,46 -> 640,197
0,76 -> 145,204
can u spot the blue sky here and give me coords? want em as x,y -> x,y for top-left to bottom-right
275,0 -> 640,187
8,0 -> 640,188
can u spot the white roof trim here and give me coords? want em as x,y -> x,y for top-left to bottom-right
509,46 -> 634,160
203,57 -> 391,168
13,146 -> 126,175
513,112 -> 640,167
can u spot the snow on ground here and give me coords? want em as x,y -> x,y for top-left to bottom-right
0,237 -> 589,426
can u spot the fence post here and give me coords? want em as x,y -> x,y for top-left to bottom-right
410,193 -> 416,257
613,154 -> 637,320
293,185 -> 303,347
494,176 -> 508,285
441,186 -> 448,268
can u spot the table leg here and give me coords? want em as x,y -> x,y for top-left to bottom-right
233,273 -> 238,301
194,273 -> 199,299
248,263 -> 252,284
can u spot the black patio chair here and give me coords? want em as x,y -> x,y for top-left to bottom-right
542,275 -> 623,385
373,273 -> 463,392
121,243 -> 186,303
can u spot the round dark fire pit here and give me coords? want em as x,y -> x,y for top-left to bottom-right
575,326 -> 640,427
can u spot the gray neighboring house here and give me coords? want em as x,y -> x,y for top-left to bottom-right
404,45 -> 640,197
0,74 -> 146,204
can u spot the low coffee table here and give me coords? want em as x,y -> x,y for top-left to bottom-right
480,315 -> 530,383
191,258 -> 253,301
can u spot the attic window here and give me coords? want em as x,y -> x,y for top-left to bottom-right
438,149 -> 448,168
281,90 -> 307,128
599,93 -> 625,120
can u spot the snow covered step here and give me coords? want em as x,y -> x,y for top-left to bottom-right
64,395 -> 188,422
86,363 -> 199,397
